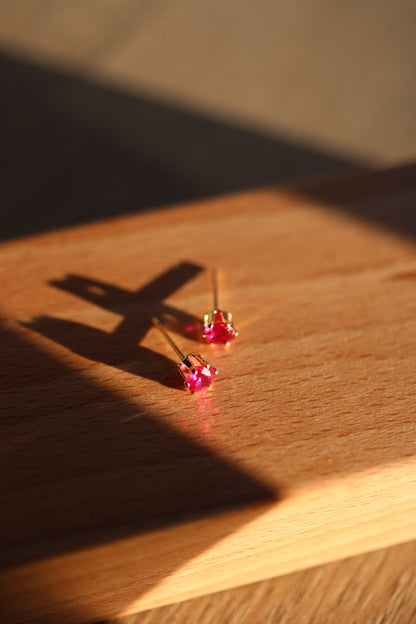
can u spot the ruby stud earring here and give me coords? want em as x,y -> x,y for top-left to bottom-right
203,270 -> 238,345
152,317 -> 217,392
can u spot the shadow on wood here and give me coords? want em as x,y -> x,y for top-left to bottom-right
294,164 -> 416,240
0,263 -> 277,622
23,262 -> 205,389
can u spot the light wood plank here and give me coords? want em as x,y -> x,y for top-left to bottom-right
116,539 -> 416,624
1,165 -> 416,622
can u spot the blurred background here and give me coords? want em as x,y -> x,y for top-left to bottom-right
0,0 -> 415,239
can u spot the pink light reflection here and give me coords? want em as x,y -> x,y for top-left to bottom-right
196,394 -> 221,439
183,322 -> 203,333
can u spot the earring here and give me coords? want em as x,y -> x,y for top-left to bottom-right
152,317 -> 217,392
203,270 -> 238,345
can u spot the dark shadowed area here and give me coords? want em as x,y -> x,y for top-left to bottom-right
0,263 -> 277,622
0,50 -> 357,242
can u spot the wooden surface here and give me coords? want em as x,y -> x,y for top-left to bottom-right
1,165 -> 416,623
115,538 -> 416,624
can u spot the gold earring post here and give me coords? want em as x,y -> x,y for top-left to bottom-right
152,317 -> 217,392
202,269 -> 238,345
212,268 -> 218,311
152,317 -> 185,360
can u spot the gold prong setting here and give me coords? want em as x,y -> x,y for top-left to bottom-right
152,318 -> 217,392
178,354 -> 217,392
203,309 -> 238,346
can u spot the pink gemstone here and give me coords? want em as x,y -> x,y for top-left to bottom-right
186,364 -> 217,392
203,322 -> 236,344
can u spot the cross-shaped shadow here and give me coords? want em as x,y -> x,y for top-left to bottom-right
24,261 -> 205,389
2,303 -> 277,623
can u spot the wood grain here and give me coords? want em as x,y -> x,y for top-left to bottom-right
1,165 -> 416,623
114,538 -> 416,624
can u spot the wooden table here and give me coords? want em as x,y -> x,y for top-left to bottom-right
1,165 -> 416,623
121,538 -> 416,624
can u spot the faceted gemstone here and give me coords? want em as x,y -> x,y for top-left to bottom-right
203,322 -> 236,344
186,364 -> 217,392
